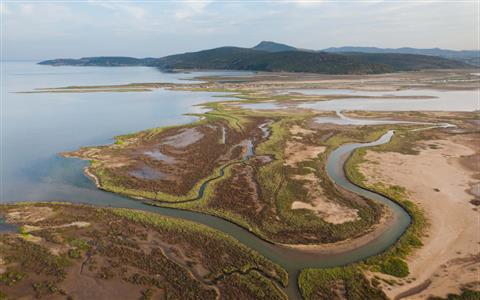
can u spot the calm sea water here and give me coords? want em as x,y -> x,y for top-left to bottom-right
0,61 -> 251,203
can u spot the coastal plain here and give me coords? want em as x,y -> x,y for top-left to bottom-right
2,69 -> 479,299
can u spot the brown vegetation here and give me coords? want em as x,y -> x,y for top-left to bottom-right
64,118 -> 269,199
0,203 -> 287,299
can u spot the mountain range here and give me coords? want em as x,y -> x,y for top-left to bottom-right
39,41 -> 477,75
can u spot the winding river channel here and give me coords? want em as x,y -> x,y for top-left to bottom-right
108,130 -> 411,300
2,62 -> 478,299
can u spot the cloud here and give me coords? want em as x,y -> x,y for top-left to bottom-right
97,1 -> 146,19
88,1 -> 146,19
82,1 -> 157,36
121,5 -> 146,19
4,3 -> 75,36
2,1 -> 478,60
20,4 -> 33,15
291,0 -> 324,7
0,3 -> 11,15
174,0 -> 213,20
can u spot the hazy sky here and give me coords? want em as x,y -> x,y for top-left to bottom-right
2,0 -> 479,60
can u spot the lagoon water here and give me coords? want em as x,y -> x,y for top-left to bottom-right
1,61 -> 249,203
4,63 -> 475,204
281,88 -> 412,97
240,88 -> 479,112
300,89 -> 479,111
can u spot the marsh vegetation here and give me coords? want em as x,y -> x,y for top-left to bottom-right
0,203 -> 287,299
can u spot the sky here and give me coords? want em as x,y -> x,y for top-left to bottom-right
1,0 -> 479,60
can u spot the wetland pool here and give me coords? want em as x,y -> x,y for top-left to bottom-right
239,88 -> 479,112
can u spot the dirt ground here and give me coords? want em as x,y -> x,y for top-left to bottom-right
360,134 -> 480,299
291,172 -> 359,224
284,140 -> 325,167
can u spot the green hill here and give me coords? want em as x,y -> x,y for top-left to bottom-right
323,46 -> 480,66
38,56 -> 155,66
252,41 -> 299,52
152,47 -> 389,74
39,44 -> 471,74
152,47 -> 469,74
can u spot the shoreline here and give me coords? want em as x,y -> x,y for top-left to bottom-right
84,166 -> 101,189
18,69 -> 480,94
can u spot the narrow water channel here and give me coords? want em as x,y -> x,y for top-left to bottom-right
68,130 -> 413,299
0,129 -> 408,299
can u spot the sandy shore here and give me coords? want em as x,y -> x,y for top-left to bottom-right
84,167 -> 101,188
360,134 -> 480,299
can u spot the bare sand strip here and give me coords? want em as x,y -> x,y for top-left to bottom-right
290,171 -> 359,225
360,135 -> 480,299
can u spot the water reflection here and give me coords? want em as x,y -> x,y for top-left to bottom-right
1,62 -> 251,203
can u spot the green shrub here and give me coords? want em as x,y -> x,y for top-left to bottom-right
141,288 -> 154,300
0,290 -> 7,300
429,289 -> 480,300
32,281 -> 66,298
68,239 -> 91,251
68,249 -> 81,259
380,258 -> 409,277
299,266 -> 387,300
18,226 -> 28,236
0,269 -> 25,286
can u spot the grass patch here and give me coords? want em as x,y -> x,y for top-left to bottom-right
379,257 -> 409,277
0,269 -> 26,286
429,290 -> 480,300
299,266 -> 387,300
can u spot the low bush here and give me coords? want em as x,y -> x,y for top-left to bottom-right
380,258 -> 409,277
